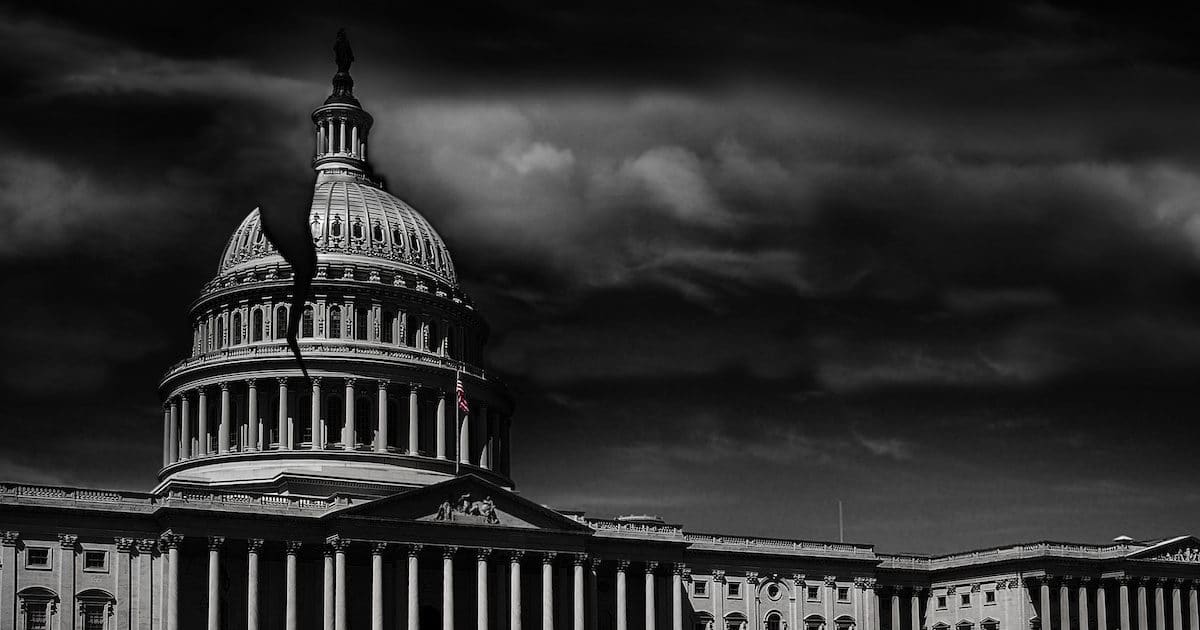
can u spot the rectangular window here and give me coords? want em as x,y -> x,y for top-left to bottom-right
807,586 -> 820,600
694,580 -> 708,597
83,605 -> 105,630
728,582 -> 742,598
26,547 -> 50,568
985,591 -> 996,605
83,550 -> 107,571
26,607 -> 47,630
837,587 -> 850,602
960,594 -> 971,606
936,596 -> 947,610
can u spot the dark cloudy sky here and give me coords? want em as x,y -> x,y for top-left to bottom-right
3,1 -> 1200,554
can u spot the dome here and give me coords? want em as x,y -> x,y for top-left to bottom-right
218,177 -> 458,285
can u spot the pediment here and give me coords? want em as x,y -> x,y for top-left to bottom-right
330,475 -> 593,533
1128,535 -> 1200,563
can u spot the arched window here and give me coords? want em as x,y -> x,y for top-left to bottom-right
330,217 -> 342,238
766,613 -> 783,630
804,616 -> 825,630
275,305 -> 288,339
329,306 -> 342,339
381,311 -> 395,344
216,317 -> 226,349
725,613 -> 748,630
355,307 -> 369,340
17,586 -> 59,630
834,616 -> 855,630
251,308 -> 263,342
392,228 -> 404,248
78,589 -> 116,630
373,223 -> 383,242
352,219 -> 363,240
301,306 -> 314,338
231,311 -> 242,345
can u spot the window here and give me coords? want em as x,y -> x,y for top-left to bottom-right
726,615 -> 747,630
25,606 -> 48,630
352,219 -> 363,240
382,311 -> 395,344
937,596 -> 948,610
985,591 -> 996,605
231,311 -> 242,345
251,308 -> 263,342
805,618 -> 824,630
216,318 -> 225,348
83,550 -> 107,571
957,622 -> 974,630
18,587 -> 57,630
982,621 -> 999,630
26,547 -> 50,568
275,305 -> 288,339
301,306 -> 314,337
373,223 -> 384,242
83,604 -> 105,630
355,307 -> 368,340
393,228 -> 404,248
837,587 -> 850,602
694,580 -> 708,597
330,217 -> 342,237
961,594 -> 971,606
766,584 -> 782,600
808,586 -> 820,600
767,613 -> 783,630
329,306 -> 342,338
835,617 -> 854,630
728,582 -> 742,598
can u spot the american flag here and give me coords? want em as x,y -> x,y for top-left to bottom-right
456,374 -> 469,414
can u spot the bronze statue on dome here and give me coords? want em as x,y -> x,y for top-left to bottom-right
334,28 -> 354,73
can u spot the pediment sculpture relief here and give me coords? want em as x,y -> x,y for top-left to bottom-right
1151,547 -> 1200,563
435,493 -> 500,525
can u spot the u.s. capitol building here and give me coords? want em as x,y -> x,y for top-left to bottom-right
1,34 -> 1198,630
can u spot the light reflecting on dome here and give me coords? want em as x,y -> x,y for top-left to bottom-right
219,178 -> 457,285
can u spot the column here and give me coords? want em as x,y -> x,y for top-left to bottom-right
57,534 -> 77,630
162,405 -> 170,466
479,404 -> 491,468
219,381 -> 231,453
377,381 -> 389,452
136,539 -> 157,630
672,565 -> 684,630
409,545 -> 423,630
327,120 -> 334,152
911,588 -> 922,630
248,539 -> 263,630
286,542 -> 301,630
317,125 -> 323,155
1139,580 -> 1149,630
181,394 -> 192,459
1041,580 -> 1052,630
479,549 -> 492,630
334,537 -> 350,630
345,378 -> 357,449
1099,583 -> 1109,630
1080,579 -> 1091,630
1173,582 -> 1183,630
312,377 -> 324,450
616,561 -> 629,630
169,399 -> 180,462
161,533 -> 182,630
460,401 -> 472,465
1062,579 -> 1072,630
543,553 -> 557,630
340,119 -> 347,152
247,379 -> 259,451
278,378 -> 289,449
324,545 -> 335,630
512,552 -> 525,630
409,384 -> 420,455
1157,581 -> 1167,630
351,125 -> 359,157
574,555 -> 586,630
824,577 -> 836,630
1120,578 -> 1132,630
437,391 -> 447,459
208,536 -> 225,630
373,543 -> 388,630
589,558 -> 600,630
115,538 -> 134,630
646,562 -> 658,630
444,547 -> 458,630
892,591 -> 901,630
1188,582 -> 1198,630
199,387 -> 210,455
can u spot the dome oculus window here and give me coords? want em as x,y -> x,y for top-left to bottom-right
766,584 -> 782,600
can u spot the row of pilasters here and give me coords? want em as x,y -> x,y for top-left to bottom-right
1030,577 -> 1200,630
162,377 -> 510,472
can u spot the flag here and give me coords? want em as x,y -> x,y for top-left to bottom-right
456,374 -> 469,414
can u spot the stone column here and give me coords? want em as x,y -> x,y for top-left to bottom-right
208,536 -> 225,630
574,555 -> 586,630
219,381 -> 232,453
1157,581 -> 1167,630
616,561 -> 629,630
247,379 -> 260,451
345,378 -> 357,449
312,377 -> 324,450
589,557 -> 600,630
409,545 -> 423,630
444,547 -> 458,630
892,591 -> 901,630
460,400 -> 472,465
58,533 -> 77,630
712,572 -> 726,630
248,539 -> 263,630
162,405 -> 171,466
672,564 -> 684,630
646,562 -> 658,630
480,404 -> 491,468
1062,579 -> 1072,630
1138,580 -> 1149,630
169,399 -> 180,462
543,553 -> 557,630
479,549 -> 492,630
278,378 -> 289,449
115,538 -> 134,630
1080,579 -> 1091,630
181,394 -> 192,459
1120,578 -> 1132,630
199,387 -> 210,455
324,546 -> 335,630
286,541 -> 302,630
373,543 -> 388,630
334,537 -> 350,630
340,119 -> 347,152
512,552 -> 525,630
437,391 -> 448,459
1188,582 -> 1199,630
1099,583 -> 1108,630
1173,582 -> 1184,630
409,384 -> 420,455
377,380 -> 389,452
161,533 -> 182,630
911,588 -> 922,630
824,577 -> 836,630
136,539 -> 157,630
1041,580 -> 1053,630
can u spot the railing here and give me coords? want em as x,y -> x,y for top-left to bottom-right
0,484 -> 153,505
162,489 -> 338,511
587,519 -> 684,536
162,341 -> 490,381
0,483 -> 341,513
683,532 -> 875,556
